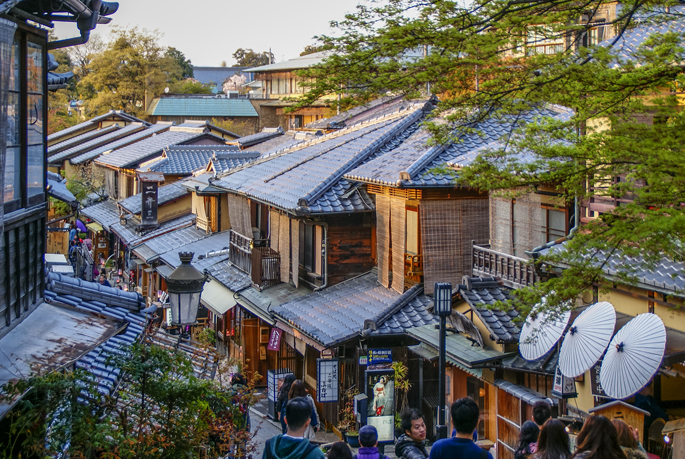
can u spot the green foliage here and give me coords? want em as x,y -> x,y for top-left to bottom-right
232,48 -> 274,67
210,118 -> 256,137
0,342 -> 261,458
168,79 -> 213,94
393,361 -> 411,426
337,387 -> 359,434
165,46 -> 194,79
299,0 -> 685,312
300,43 -> 333,56
78,27 -> 185,118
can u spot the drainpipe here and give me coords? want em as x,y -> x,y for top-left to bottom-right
312,221 -> 329,291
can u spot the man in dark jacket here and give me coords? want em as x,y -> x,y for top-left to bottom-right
395,408 -> 429,459
429,398 -> 492,459
263,397 -> 325,459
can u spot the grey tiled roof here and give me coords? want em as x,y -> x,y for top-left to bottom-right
80,200 -> 121,231
207,259 -> 252,292
539,242 -> 685,297
44,273 -> 148,398
192,66 -> 253,86
345,105 -> 573,188
49,123 -> 147,164
600,5 -> 685,66
306,96 -> 412,130
242,133 -> 305,156
213,105 -> 426,214
95,129 -> 214,169
144,145 -> 253,175
238,282 -> 311,325
47,110 -> 146,143
118,181 -> 189,215
231,127 -> 284,148
70,124 -> 170,165
133,225 -> 210,263
272,270 -> 434,347
459,277 -> 520,343
110,213 -> 196,247
158,231 -> 230,271
370,294 -> 438,336
48,124 -> 119,158
502,348 -> 558,375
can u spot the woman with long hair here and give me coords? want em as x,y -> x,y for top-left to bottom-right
515,421 -> 541,459
572,415 -> 627,459
612,420 -> 648,459
534,419 -> 571,459
327,442 -> 353,459
289,380 -> 320,440
276,374 -> 296,434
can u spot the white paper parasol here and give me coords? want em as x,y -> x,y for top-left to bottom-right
600,313 -> 666,400
519,307 -> 571,361
559,301 -> 616,378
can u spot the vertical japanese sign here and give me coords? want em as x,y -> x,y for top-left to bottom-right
366,368 -> 396,443
552,365 -> 577,398
141,181 -> 158,226
267,328 -> 282,351
317,358 -> 339,402
590,363 -> 608,398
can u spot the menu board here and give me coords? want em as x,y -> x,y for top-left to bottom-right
317,358 -> 339,402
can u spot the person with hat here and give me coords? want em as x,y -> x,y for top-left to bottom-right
355,425 -> 388,459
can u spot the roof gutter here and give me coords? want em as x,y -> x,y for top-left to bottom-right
47,0 -> 100,50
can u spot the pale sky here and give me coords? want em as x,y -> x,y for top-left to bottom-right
54,0 -> 362,66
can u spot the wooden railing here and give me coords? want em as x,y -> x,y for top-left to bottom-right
197,215 -> 212,233
405,253 -> 423,279
472,243 -> 538,288
229,230 -> 280,289
229,230 -> 253,274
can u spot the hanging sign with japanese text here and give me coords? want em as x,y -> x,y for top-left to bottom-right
591,363 -> 608,398
267,328 -> 282,351
140,181 -> 158,227
552,365 -> 577,399
317,358 -> 339,403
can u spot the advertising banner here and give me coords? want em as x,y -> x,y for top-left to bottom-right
267,328 -> 282,351
368,349 -> 392,365
366,368 -> 396,443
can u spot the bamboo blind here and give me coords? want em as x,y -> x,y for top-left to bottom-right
420,199 -> 489,294
460,198 -> 490,273
192,193 -> 207,221
391,196 -> 406,293
490,196 -> 513,255
227,194 -> 253,239
291,219 -> 299,288
279,213 -> 290,283
513,192 -> 543,257
421,200 -> 463,295
270,209 -> 280,252
376,195 -> 391,288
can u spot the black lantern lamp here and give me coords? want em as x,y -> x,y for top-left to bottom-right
434,282 -> 452,440
166,252 -> 206,326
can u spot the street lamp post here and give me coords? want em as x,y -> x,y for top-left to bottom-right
166,252 -> 206,327
434,282 -> 452,440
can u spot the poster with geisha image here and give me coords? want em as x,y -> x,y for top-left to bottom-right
365,369 -> 395,442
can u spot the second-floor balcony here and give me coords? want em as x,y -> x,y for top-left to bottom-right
229,230 -> 280,290
472,243 -> 538,288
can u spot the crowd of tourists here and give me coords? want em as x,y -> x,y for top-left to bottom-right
263,393 -> 648,459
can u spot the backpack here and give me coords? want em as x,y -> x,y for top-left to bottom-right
264,438 -> 318,459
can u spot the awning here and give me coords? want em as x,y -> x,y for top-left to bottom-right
495,379 -> 557,406
201,279 -> 237,316
408,343 -> 483,378
156,264 -> 174,279
86,222 -> 103,232
407,324 -> 512,369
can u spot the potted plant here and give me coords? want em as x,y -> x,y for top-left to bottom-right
337,387 -> 359,445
